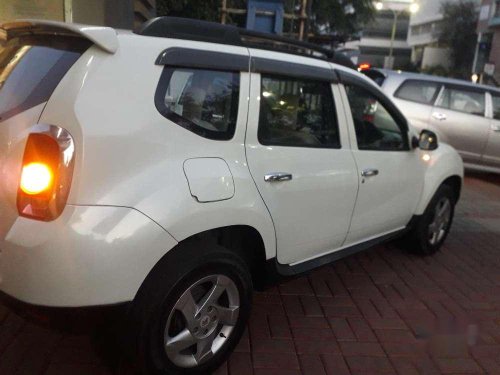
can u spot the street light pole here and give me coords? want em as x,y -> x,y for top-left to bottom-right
388,9 -> 400,61
375,1 -> 419,69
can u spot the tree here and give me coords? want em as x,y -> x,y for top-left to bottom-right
156,0 -> 374,41
439,0 -> 478,78
302,0 -> 374,37
157,0 -> 223,22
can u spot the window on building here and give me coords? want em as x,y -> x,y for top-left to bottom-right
494,0 -> 500,18
258,75 -> 340,148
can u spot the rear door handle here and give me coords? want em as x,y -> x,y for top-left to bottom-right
361,168 -> 379,178
492,125 -> 500,132
432,112 -> 447,121
264,172 -> 293,182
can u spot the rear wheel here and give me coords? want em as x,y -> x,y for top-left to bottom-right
130,242 -> 252,374
402,184 -> 455,255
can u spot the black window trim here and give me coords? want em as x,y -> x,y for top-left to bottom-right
435,83 -> 487,118
155,47 -> 250,72
257,73 -> 342,149
490,91 -> 500,120
154,66 -> 241,141
251,57 -> 338,83
393,79 -> 443,105
337,70 -> 411,152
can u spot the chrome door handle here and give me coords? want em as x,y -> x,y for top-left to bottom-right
492,125 -> 500,132
361,168 -> 379,178
432,112 -> 447,121
264,172 -> 293,182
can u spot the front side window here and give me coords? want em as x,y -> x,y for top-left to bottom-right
258,75 -> 340,148
395,80 -> 441,105
156,67 -> 240,140
492,94 -> 500,121
436,87 -> 485,117
345,85 -> 406,151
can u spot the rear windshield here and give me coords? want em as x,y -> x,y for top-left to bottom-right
0,35 -> 91,121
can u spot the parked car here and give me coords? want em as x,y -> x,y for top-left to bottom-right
363,68 -> 500,174
0,18 -> 463,374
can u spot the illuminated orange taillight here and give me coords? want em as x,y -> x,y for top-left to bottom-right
20,162 -> 54,195
17,125 -> 75,221
358,63 -> 372,71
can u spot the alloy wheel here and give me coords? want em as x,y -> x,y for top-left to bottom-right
428,196 -> 452,246
164,274 -> 240,368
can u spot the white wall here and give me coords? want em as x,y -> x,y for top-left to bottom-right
422,47 -> 452,69
0,0 -> 64,24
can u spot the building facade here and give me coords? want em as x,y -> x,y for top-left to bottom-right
408,0 -> 480,69
473,0 -> 500,83
0,0 -> 155,29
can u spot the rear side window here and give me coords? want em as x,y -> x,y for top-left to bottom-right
492,94 -> 500,121
0,35 -> 91,121
155,67 -> 240,140
258,75 -> 340,148
436,87 -> 485,117
394,80 -> 441,104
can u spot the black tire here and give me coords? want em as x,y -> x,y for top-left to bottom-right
129,240 -> 253,375
402,184 -> 455,255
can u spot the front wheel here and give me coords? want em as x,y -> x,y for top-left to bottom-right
403,184 -> 455,255
130,242 -> 252,374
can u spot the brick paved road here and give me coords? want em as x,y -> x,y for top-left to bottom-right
1,173 -> 500,374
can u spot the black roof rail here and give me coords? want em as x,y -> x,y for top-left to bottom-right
136,17 -> 335,61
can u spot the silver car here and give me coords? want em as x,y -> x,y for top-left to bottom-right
364,69 -> 500,174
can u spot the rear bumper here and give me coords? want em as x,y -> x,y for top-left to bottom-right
0,289 -> 130,332
0,205 -> 178,307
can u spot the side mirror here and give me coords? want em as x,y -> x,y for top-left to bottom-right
418,130 -> 439,151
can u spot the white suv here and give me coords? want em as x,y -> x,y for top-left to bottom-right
0,17 -> 463,374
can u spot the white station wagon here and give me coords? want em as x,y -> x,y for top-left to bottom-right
0,17 -> 463,374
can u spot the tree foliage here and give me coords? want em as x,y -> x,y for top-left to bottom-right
156,0 -> 374,39
305,0 -> 374,36
439,0 -> 478,78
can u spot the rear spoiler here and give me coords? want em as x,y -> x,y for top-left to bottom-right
0,19 -> 118,54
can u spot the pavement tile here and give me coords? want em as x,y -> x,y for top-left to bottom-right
299,354 -> 328,375
340,341 -> 386,357
434,357 -> 484,374
252,352 -> 300,369
321,354 -> 351,375
294,340 -> 341,355
228,352 -> 253,375
345,355 -> 396,374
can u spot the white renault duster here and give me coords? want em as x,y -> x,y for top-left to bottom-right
0,17 -> 463,374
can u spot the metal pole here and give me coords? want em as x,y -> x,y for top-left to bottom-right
64,0 -> 73,22
298,0 -> 307,41
389,10 -> 399,59
221,0 -> 227,24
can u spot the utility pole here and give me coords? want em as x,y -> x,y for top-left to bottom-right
388,9 -> 400,67
298,0 -> 307,41
221,0 -> 227,24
